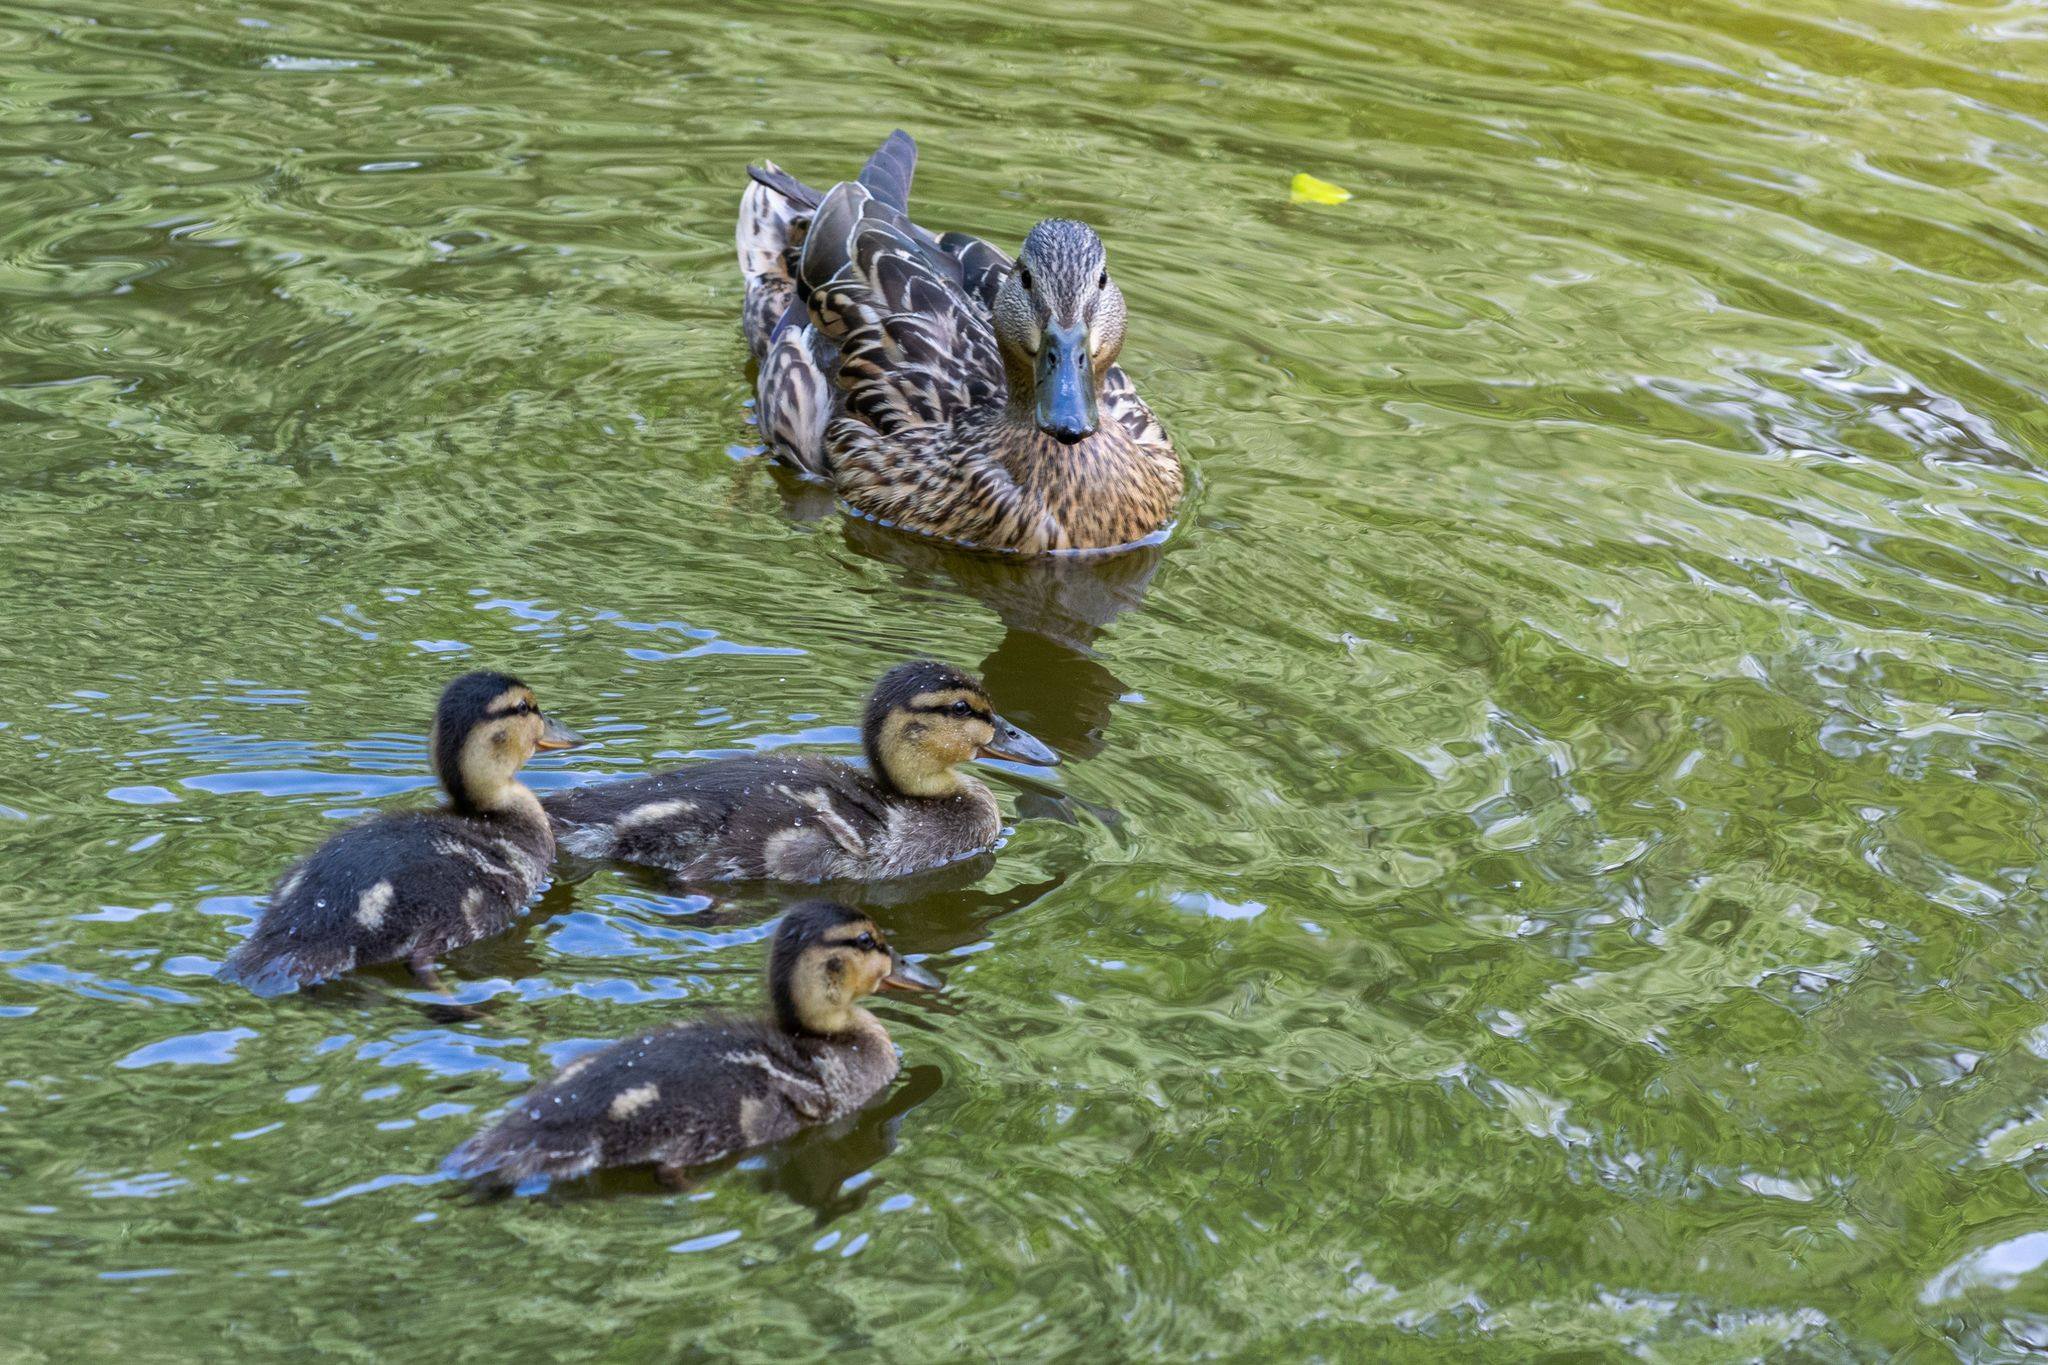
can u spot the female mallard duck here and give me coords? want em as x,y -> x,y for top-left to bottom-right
737,130 -> 1183,554
222,671 -> 584,997
542,659 -> 1053,883
444,900 -> 940,1188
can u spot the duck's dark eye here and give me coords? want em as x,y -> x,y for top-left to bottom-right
1097,271 -> 1108,290
949,700 -> 972,717
1017,266 -> 1032,292
853,932 -> 877,951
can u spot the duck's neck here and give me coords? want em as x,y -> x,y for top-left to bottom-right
795,1003 -> 881,1041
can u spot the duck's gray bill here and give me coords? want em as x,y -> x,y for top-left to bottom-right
1035,321 -> 1099,445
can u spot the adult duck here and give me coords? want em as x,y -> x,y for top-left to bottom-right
737,131 -> 1182,555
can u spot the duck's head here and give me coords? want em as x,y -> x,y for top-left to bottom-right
770,900 -> 941,1036
430,670 -> 585,815
862,659 -> 1056,799
993,219 -> 1126,446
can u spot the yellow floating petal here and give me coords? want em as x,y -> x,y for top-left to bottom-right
1290,172 -> 1352,205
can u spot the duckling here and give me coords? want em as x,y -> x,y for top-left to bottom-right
542,659 -> 1054,883
221,671 -> 584,997
444,900 -> 940,1188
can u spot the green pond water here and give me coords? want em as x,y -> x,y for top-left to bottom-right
4,0 -> 2048,1356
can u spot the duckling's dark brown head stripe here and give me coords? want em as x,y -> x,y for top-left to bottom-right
433,670 -> 529,813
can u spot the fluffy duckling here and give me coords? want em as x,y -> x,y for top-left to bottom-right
445,900 -> 940,1187
222,671 -> 584,997
542,659 -> 1054,883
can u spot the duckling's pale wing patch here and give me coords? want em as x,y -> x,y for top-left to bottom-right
799,182 -> 1004,434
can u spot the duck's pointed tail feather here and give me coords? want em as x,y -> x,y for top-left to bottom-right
444,1124 -> 601,1189
745,161 -> 821,211
856,130 -> 917,211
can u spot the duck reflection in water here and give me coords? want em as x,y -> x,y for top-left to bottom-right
559,854 -> 1064,965
768,484 -> 1165,768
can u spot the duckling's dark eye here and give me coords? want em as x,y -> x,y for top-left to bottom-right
853,932 -> 877,952
1017,266 -> 1032,292
949,700 -> 972,718
1097,271 -> 1108,290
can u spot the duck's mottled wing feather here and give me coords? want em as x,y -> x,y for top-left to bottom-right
799,182 -> 1003,433
935,231 -> 1012,314
756,306 -> 838,471
543,755 -> 892,877
738,162 -> 817,360
1102,363 -> 1170,449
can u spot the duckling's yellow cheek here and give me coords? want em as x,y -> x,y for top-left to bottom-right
950,726 -> 985,764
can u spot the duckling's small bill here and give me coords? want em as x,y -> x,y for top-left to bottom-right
979,714 -> 1056,767
883,952 -> 943,991
535,715 -> 585,751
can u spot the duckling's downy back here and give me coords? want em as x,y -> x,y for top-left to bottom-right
221,809 -> 552,996
443,1015 -> 899,1186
